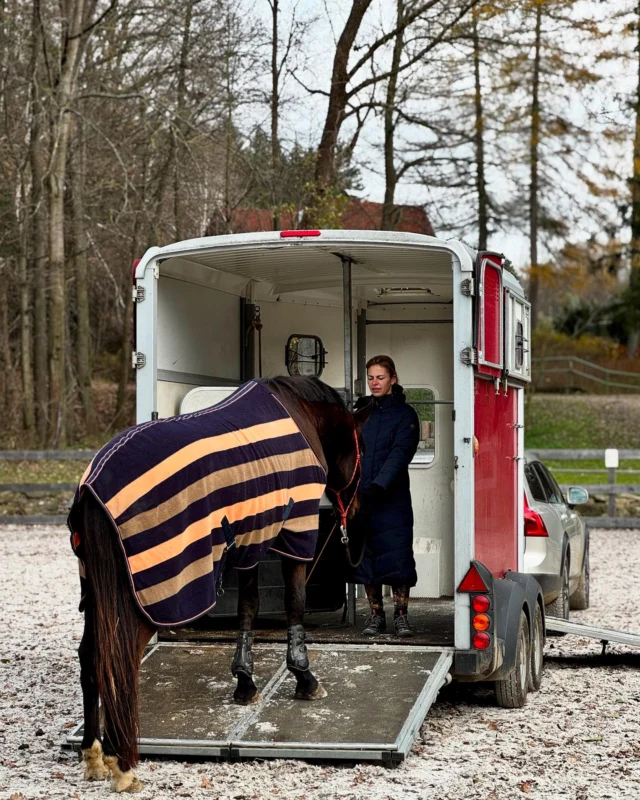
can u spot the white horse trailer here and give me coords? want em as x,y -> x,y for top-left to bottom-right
67,229 -> 547,764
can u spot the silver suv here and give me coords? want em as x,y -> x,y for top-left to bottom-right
523,460 -> 590,619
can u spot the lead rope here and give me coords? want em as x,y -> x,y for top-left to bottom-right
326,428 -> 365,570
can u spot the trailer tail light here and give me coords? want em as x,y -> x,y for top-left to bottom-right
524,503 -> 549,537
280,230 -> 321,238
473,613 -> 490,631
472,595 -> 490,613
473,632 -> 491,649
458,564 -> 489,593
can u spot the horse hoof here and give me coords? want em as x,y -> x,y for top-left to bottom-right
234,690 -> 262,706
84,763 -> 109,781
82,740 -> 109,781
110,773 -> 143,793
294,683 -> 327,701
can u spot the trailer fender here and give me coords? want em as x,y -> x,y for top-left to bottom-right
484,576 -> 528,682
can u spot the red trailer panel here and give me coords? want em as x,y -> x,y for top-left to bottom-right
473,379 -> 518,576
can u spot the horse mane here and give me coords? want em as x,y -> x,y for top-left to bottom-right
259,376 -> 347,408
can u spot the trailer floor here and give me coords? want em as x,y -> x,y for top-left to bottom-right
159,597 -> 455,648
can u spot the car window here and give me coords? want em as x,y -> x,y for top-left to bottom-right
525,463 -> 547,503
534,463 -> 563,504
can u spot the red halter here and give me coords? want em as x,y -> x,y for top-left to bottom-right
327,427 -> 362,536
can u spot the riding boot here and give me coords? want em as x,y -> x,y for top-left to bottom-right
287,624 -> 309,673
231,631 -> 254,677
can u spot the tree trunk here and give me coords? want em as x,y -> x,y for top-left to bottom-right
314,0 -> 373,192
381,0 -> 405,231
30,0 -> 48,446
71,115 -> 96,435
472,8 -> 488,251
528,2 -> 542,330
18,245 -> 35,438
174,0 -> 193,242
47,0 -> 87,446
0,260 -> 12,428
628,0 -> 640,358
271,0 -> 281,230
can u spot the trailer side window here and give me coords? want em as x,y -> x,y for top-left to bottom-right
405,388 -> 436,464
285,334 -> 326,377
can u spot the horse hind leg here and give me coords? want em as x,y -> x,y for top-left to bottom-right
283,558 -> 327,701
79,603 -> 109,782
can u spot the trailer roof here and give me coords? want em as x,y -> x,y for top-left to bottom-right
140,230 -> 525,301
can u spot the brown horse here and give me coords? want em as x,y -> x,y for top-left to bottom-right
72,376 -> 368,792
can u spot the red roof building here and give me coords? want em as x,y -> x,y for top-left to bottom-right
207,198 -> 434,237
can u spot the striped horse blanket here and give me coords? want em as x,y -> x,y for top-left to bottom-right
69,381 -> 327,626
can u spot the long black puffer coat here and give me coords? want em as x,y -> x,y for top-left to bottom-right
351,384 -> 420,587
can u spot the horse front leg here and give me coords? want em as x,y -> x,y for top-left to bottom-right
79,605 -> 109,782
232,565 -> 261,705
282,558 -> 327,701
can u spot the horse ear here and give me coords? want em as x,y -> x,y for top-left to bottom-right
353,402 -> 372,431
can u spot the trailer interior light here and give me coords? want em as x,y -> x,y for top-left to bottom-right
472,631 -> 491,650
472,595 -> 490,613
457,564 -> 489,593
280,230 -> 321,238
473,613 -> 490,631
524,503 -> 549,537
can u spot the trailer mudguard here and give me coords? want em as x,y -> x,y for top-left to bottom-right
486,572 -> 544,682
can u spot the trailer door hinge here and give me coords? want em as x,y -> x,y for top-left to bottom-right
132,285 -> 146,303
460,347 -> 477,366
460,278 -> 474,297
132,351 -> 146,369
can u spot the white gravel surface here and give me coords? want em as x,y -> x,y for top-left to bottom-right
1,525 -> 639,800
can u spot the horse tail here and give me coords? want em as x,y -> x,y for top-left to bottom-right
80,491 -> 143,769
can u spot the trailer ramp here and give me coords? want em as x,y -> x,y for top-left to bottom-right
65,642 -> 452,764
546,617 -> 640,651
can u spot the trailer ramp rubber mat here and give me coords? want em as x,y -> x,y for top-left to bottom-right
64,642 -> 453,764
546,617 -> 640,650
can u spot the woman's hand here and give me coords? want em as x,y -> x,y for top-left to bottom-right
359,483 -> 385,507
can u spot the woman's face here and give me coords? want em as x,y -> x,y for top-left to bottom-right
367,365 -> 397,397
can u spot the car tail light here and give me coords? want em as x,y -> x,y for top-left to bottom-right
280,230 -> 321,238
473,632 -> 491,649
524,503 -> 549,537
472,595 -> 490,613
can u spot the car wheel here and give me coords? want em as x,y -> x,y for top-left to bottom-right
570,530 -> 590,611
528,604 -> 544,692
495,611 -> 530,709
547,554 -> 570,621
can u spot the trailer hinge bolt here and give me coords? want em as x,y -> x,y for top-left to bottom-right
460,278 -> 474,297
132,351 -> 146,369
132,286 -> 146,303
460,347 -> 477,366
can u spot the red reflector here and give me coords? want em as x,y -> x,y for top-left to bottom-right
458,565 -> 489,593
472,595 -> 490,613
132,258 -> 141,283
524,506 -> 549,537
280,230 -> 321,238
473,631 -> 491,649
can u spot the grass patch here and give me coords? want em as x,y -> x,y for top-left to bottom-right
541,459 -> 640,486
0,461 -> 88,485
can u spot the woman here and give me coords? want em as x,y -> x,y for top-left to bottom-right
353,355 -> 420,637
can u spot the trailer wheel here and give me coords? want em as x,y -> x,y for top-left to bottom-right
528,604 -> 544,692
570,531 -> 590,611
494,611 -> 529,709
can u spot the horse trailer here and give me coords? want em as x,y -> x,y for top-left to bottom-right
67,229 -> 548,763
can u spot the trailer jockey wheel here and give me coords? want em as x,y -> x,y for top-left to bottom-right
494,611 -> 530,709
528,604 -> 544,693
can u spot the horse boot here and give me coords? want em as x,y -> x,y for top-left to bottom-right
231,631 -> 261,705
287,624 -> 327,701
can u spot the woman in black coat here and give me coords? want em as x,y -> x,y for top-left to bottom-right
353,355 -> 420,637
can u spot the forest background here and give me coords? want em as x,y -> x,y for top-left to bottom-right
1,0 -> 640,449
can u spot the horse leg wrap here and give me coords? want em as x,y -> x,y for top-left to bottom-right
287,624 -> 309,673
231,631 -> 254,678
103,755 -> 142,793
82,739 -> 109,781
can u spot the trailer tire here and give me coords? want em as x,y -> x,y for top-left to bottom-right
528,603 -> 544,692
494,611 -> 529,709
570,531 -> 590,611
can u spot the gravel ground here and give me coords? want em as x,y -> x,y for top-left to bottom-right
1,526 -> 639,800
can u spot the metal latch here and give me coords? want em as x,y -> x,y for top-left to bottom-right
460,347 -> 477,366
460,278 -> 474,297
132,286 -> 146,303
132,351 -> 146,369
